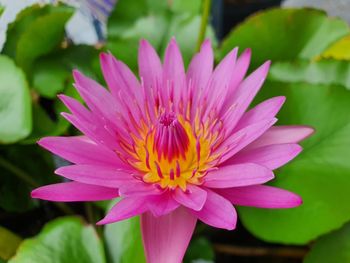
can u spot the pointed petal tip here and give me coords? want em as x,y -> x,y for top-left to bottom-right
96,218 -> 108,225
139,38 -> 151,47
199,39 -> 212,53
241,47 -> 252,57
72,69 -> 82,79
30,189 -> 39,199
275,95 -> 286,105
304,126 -> 316,137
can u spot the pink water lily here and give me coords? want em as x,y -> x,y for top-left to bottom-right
32,39 -> 313,263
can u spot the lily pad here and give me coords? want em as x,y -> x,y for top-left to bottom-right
9,217 -> 105,263
0,55 -> 31,144
220,8 -> 350,244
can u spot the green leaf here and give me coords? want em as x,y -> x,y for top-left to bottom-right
220,7 -> 350,245
184,237 -> 215,263
0,226 -> 22,260
107,0 -> 148,39
170,0 -> 202,15
107,15 -> 169,71
33,59 -> 70,98
304,222 -> 350,263
0,55 -> 31,144
161,13 -> 216,66
24,45 -> 99,143
220,8 -> 350,68
9,217 -> 106,263
107,0 -> 217,71
321,35 -> 350,60
15,7 -> 73,73
3,4 -> 51,58
269,59 -> 350,89
104,201 -> 145,263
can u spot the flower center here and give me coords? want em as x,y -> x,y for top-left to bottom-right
154,113 -> 189,162
128,112 -> 220,191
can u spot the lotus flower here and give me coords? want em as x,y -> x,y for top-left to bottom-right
32,39 -> 313,263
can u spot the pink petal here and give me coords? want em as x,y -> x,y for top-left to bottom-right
173,185 -> 207,211
221,61 -> 271,135
100,53 -> 142,104
163,38 -> 186,105
138,39 -> 162,93
38,136 -> 126,168
226,143 -> 302,170
221,48 -> 251,113
73,70 -> 119,123
202,47 -> 238,116
55,164 -> 132,188
141,207 -> 197,263
218,118 -> 277,163
236,96 -> 285,130
204,163 -> 274,188
58,94 -> 91,123
97,196 -> 150,225
247,125 -> 315,149
61,112 -> 121,150
191,189 -> 237,230
187,39 -> 213,118
119,181 -> 164,197
148,192 -> 180,217
31,182 -> 118,202
217,185 -> 302,208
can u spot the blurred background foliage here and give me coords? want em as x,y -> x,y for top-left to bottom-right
0,0 -> 350,262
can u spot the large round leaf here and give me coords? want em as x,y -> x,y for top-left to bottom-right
304,222 -> 350,263
0,55 -> 31,143
9,217 -> 105,263
219,8 -> 349,68
219,8 -> 350,244
239,81 -> 350,244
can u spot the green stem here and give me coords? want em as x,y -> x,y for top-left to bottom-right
0,156 -> 74,215
85,203 -> 94,223
85,203 -> 103,237
196,0 -> 212,52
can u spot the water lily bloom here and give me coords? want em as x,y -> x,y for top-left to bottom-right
32,39 -> 313,263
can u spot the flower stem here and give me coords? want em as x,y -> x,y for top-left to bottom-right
196,0 -> 212,52
0,156 -> 74,215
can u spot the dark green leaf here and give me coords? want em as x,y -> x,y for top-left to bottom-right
0,144 -> 57,212
9,217 -> 105,263
304,222 -> 350,263
0,55 -> 31,144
